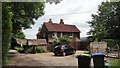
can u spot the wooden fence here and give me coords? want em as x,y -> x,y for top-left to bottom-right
89,42 -> 120,58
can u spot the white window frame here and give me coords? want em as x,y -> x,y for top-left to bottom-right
52,32 -> 57,38
60,33 -> 63,37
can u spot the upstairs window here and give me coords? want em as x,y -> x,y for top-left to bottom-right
69,33 -> 73,37
52,32 -> 57,37
52,33 -> 55,36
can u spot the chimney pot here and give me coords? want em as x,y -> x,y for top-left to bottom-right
48,19 -> 52,23
60,19 -> 64,24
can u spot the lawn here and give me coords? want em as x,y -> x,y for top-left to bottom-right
110,59 -> 120,68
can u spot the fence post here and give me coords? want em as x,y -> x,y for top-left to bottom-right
97,47 -> 99,53
106,47 -> 108,57
90,46 -> 93,54
117,44 -> 120,58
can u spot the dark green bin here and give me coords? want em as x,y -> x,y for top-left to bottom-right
76,54 -> 91,68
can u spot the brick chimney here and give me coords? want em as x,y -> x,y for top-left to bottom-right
48,19 -> 52,23
60,19 -> 64,24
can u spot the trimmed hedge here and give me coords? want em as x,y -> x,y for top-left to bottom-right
2,3 -> 12,66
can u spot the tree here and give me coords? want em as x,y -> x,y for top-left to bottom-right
10,2 -> 45,38
2,2 -> 45,65
53,35 -> 72,45
46,0 -> 62,4
88,2 -> 120,42
59,35 -> 72,44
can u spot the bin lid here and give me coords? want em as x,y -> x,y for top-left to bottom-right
76,54 -> 91,58
92,53 -> 105,56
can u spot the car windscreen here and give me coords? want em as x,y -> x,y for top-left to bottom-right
54,45 -> 62,48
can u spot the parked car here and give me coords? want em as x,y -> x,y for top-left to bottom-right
53,44 -> 76,56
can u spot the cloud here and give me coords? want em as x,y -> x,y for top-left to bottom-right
44,0 -> 104,15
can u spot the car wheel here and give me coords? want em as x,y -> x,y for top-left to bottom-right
54,53 -> 57,56
63,52 -> 66,56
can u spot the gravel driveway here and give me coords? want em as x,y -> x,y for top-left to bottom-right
6,50 -> 115,68
7,50 -> 86,67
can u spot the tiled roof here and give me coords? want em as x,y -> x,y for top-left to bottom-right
16,38 -> 47,45
27,39 -> 47,45
44,22 -> 80,32
36,32 -> 40,36
16,38 -> 27,45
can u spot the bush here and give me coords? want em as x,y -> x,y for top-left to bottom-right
15,45 -> 32,53
15,46 -> 24,53
104,39 -> 118,48
14,45 -> 47,54
36,46 -> 47,53
23,46 -> 32,53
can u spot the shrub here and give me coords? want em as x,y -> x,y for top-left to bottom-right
15,45 -> 47,54
105,39 -> 118,48
36,46 -> 47,53
15,46 -> 24,53
15,45 -> 32,53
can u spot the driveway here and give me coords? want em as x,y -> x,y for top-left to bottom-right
6,50 -> 115,68
7,50 -> 86,66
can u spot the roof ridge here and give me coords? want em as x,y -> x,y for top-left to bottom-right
43,22 -> 80,32
44,22 -> 75,26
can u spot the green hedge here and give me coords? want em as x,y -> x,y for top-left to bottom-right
2,3 -> 12,66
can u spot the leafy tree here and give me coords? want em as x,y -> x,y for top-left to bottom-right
46,0 -> 62,4
88,2 -> 120,42
2,2 -> 45,65
59,35 -> 72,44
54,35 -> 72,45
11,2 -> 45,38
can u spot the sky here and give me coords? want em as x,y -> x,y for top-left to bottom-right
23,0 -> 106,39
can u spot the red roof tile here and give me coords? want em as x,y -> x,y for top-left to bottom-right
27,39 -> 47,45
44,22 -> 80,32
16,38 -> 47,45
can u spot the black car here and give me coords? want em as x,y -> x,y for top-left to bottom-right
53,45 -> 76,56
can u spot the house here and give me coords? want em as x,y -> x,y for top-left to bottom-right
36,19 -> 81,50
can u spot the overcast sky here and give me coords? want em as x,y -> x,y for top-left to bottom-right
23,0 -> 105,39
